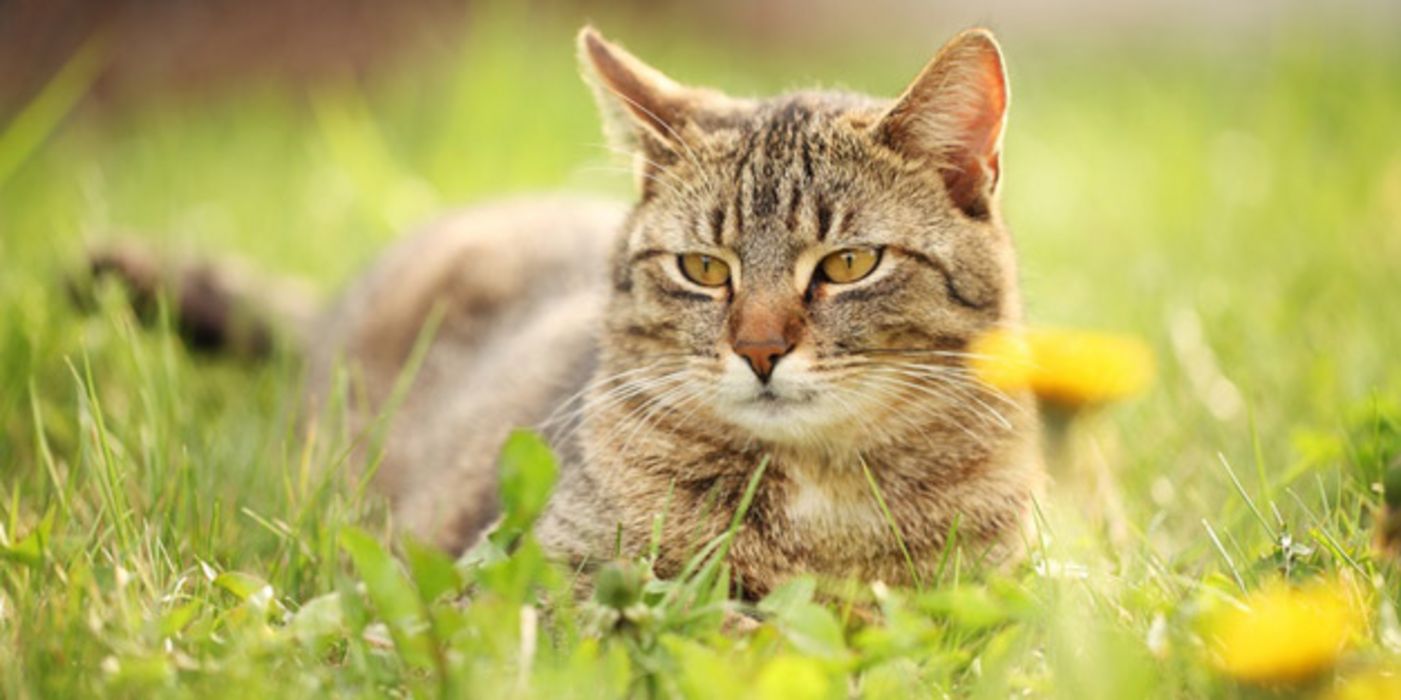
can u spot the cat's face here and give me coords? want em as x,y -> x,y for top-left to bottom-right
583,29 -> 1020,449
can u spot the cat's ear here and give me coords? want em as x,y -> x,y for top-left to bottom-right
872,29 -> 1009,220
578,27 -> 733,190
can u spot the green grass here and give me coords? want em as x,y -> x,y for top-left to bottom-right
3,6 -> 1401,698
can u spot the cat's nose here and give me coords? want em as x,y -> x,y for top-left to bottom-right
733,336 -> 794,383
730,295 -> 802,383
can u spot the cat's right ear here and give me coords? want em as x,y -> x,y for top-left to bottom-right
578,27 -> 733,192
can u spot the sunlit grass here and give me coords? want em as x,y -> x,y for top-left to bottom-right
2,5 -> 1400,698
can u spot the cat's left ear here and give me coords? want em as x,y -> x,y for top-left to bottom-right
578,27 -> 738,193
872,29 -> 1009,220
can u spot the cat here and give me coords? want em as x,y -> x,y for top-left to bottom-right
89,26 -> 1044,598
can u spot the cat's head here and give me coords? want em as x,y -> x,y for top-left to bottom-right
580,27 -> 1022,449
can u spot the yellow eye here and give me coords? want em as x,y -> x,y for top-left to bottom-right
819,248 -> 881,284
678,253 -> 731,287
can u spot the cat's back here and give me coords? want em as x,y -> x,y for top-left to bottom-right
309,195 -> 626,549
314,195 -> 625,386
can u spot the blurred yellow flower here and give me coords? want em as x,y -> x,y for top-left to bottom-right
1327,670 -> 1401,700
1207,581 -> 1361,686
970,327 -> 1155,408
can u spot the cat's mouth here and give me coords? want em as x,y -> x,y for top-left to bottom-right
721,385 -> 844,442
712,352 -> 865,444
751,387 -> 815,405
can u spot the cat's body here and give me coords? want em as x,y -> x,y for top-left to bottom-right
305,197 -> 625,549
94,28 -> 1044,597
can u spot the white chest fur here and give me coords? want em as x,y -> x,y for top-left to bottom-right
782,460 -> 888,539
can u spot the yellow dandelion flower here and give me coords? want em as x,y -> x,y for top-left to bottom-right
970,327 -> 1154,408
1207,581 -> 1361,686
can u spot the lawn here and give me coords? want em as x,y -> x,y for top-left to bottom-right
2,5 -> 1400,698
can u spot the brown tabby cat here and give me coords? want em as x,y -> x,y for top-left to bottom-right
92,27 -> 1043,597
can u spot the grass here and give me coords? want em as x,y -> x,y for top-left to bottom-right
3,5 -> 1401,698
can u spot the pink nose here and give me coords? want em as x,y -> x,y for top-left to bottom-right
733,336 -> 794,383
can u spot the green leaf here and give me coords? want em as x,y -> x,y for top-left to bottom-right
758,576 -> 817,620
662,634 -> 746,699
775,602 -> 847,660
456,533 -> 509,573
859,658 -> 926,699
213,571 -> 273,604
339,527 -> 419,625
157,601 -> 201,637
495,429 -> 559,536
917,584 -> 1030,631
335,574 -> 371,635
290,592 -> 346,648
754,654 -> 835,700
404,536 -> 462,603
477,534 -> 559,603
565,639 -> 632,699
338,526 -> 433,668
0,509 -> 54,568
0,531 -> 42,567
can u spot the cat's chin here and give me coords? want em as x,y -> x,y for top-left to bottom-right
722,394 -> 859,447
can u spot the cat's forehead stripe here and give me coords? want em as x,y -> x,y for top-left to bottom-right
723,98 -> 838,247
707,206 -> 725,246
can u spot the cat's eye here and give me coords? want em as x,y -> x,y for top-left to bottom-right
678,253 -> 731,287
818,248 -> 881,284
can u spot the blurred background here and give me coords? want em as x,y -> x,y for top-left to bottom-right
1,0 -> 1399,542
3,0 -> 1399,106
